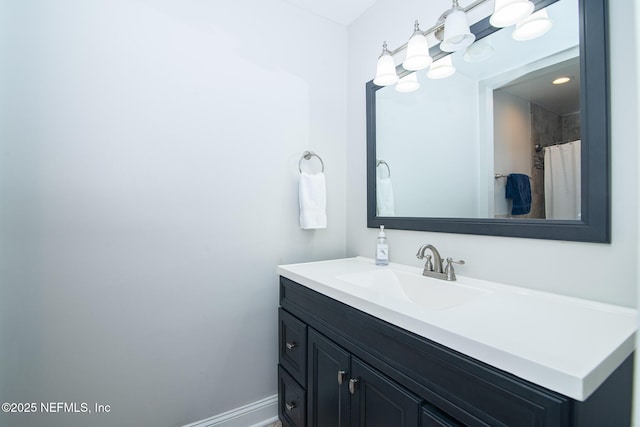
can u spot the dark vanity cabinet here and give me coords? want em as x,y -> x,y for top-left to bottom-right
280,310 -> 422,427
307,328 -> 423,427
277,277 -> 633,427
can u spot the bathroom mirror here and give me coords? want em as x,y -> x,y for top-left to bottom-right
366,0 -> 609,242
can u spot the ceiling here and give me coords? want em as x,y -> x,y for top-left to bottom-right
500,57 -> 580,115
284,0 -> 378,25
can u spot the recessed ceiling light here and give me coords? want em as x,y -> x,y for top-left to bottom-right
552,76 -> 572,85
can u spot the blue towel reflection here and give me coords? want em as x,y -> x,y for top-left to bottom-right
505,174 -> 531,216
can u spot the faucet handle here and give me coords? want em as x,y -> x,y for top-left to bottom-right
424,255 -> 433,272
444,258 -> 465,281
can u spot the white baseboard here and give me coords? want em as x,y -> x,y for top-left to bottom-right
182,395 -> 278,427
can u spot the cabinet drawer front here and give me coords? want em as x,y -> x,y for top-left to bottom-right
279,308 -> 307,386
279,365 -> 306,427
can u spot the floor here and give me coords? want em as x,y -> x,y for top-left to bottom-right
263,422 -> 281,427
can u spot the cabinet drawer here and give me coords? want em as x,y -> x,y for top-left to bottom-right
279,308 -> 307,386
279,365 -> 306,427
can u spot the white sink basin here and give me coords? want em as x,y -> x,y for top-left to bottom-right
337,268 -> 491,311
278,257 -> 638,400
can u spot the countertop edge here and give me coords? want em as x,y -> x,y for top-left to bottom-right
277,259 -> 636,401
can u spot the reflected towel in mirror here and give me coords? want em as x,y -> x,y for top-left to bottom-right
505,174 -> 531,215
299,172 -> 327,229
376,177 -> 395,216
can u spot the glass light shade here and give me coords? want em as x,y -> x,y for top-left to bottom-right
403,31 -> 432,71
512,9 -> 552,41
395,73 -> 420,93
427,56 -> 455,79
490,0 -> 534,28
440,9 -> 475,52
374,50 -> 399,86
463,39 -> 494,63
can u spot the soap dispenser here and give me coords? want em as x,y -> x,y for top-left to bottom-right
375,225 -> 389,266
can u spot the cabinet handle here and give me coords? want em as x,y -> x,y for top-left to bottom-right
285,401 -> 296,411
286,341 -> 297,350
337,370 -> 347,385
349,378 -> 359,394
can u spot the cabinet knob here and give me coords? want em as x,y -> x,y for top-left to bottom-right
337,370 -> 347,385
286,341 -> 297,350
285,401 -> 297,411
349,378 -> 359,394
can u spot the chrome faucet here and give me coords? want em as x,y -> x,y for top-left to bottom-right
416,244 -> 465,281
416,244 -> 443,273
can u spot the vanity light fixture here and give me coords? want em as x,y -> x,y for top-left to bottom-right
427,56 -> 456,79
552,76 -> 572,85
395,73 -> 421,92
512,9 -> 553,41
374,42 -> 399,86
403,21 -> 433,71
440,1 -> 476,52
373,0 -> 542,90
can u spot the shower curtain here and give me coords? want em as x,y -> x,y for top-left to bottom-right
544,140 -> 581,220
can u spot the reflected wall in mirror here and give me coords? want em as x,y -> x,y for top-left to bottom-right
366,0 -> 609,242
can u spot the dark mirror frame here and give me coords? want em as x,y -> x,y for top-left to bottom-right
367,0 -> 609,243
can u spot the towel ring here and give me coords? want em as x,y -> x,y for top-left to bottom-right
298,151 -> 325,173
376,160 -> 391,177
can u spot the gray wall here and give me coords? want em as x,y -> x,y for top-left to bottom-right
531,102 -> 563,218
0,1 -> 347,426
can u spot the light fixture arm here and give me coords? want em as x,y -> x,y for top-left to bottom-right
385,0 -> 489,57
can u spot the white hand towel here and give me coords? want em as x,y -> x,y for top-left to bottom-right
299,172 -> 327,229
376,177 -> 395,216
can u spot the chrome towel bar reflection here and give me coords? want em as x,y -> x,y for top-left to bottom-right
298,151 -> 325,173
376,160 -> 391,177
495,174 -> 532,180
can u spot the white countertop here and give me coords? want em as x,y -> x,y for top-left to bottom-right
277,257 -> 637,401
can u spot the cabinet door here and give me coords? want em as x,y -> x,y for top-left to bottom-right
350,357 -> 422,427
307,329 -> 351,427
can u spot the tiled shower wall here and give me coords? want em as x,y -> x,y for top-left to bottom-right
530,104 -> 581,218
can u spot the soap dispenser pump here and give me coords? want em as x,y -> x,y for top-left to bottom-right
375,225 -> 389,266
